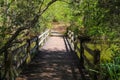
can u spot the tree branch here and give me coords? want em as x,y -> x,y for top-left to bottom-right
39,0 -> 58,16
57,0 -> 71,4
0,0 -> 58,53
0,27 -> 29,53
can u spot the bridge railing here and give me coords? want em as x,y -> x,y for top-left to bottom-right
67,30 -> 100,80
0,29 -> 50,79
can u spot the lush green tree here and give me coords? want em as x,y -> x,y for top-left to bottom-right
0,0 -> 58,79
68,1 -> 120,79
0,0 -> 58,53
0,0 -> 120,79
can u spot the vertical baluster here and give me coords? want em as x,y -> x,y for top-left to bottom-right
74,35 -> 77,52
27,39 -> 30,54
36,36 -> 39,53
93,49 -> 100,80
80,40 -> 84,68
3,50 -> 8,79
26,39 -> 31,64
71,32 -> 74,50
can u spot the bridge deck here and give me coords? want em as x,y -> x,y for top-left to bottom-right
16,36 -> 81,80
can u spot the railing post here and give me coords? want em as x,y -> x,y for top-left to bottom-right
71,32 -> 74,50
27,39 -> 30,54
26,39 -> 31,63
80,40 -> 84,68
79,36 -> 91,68
36,36 -> 39,52
2,50 -> 8,79
66,28 -> 68,37
93,49 -> 100,80
41,35 -> 44,46
3,50 -> 8,79
74,35 -> 77,51
3,50 -> 13,80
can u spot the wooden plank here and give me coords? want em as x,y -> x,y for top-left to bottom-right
82,43 -> 94,57
39,32 -> 49,45
13,30 -> 50,69
12,43 -> 28,55
16,54 -> 27,68
38,29 -> 49,39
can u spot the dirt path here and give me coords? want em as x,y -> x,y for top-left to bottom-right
41,37 -> 66,51
51,22 -> 69,33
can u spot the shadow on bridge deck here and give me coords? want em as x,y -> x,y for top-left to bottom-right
16,36 -> 82,80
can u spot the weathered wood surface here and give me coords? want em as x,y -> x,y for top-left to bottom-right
16,36 -> 81,80
67,30 -> 100,80
0,29 -> 50,80
12,30 -> 50,69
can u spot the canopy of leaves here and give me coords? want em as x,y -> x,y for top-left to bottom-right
0,0 -> 58,49
69,0 -> 120,40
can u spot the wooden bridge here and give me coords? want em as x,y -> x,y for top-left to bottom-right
0,29 -> 100,80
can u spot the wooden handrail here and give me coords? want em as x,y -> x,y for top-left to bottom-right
0,29 -> 50,79
82,43 -> 94,56
13,29 -> 50,68
12,43 -> 28,55
38,29 -> 50,46
38,29 -> 49,39
67,30 -> 100,80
